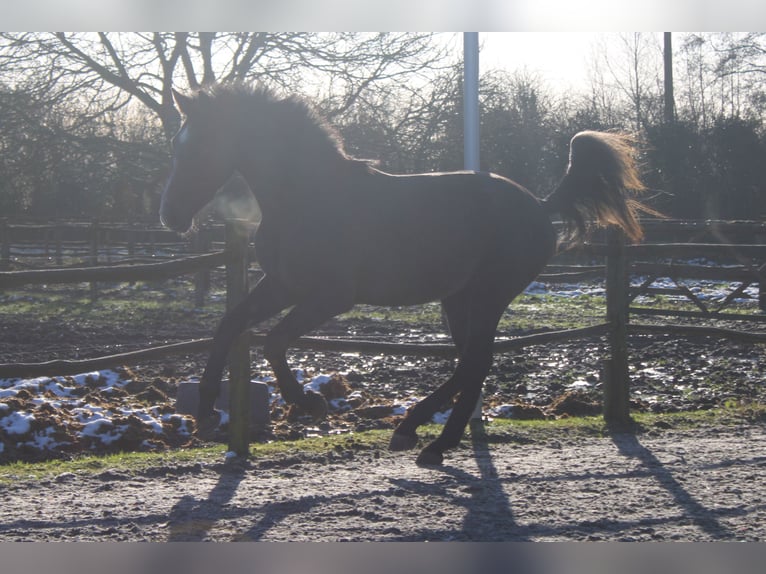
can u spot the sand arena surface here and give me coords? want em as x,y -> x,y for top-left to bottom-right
1,424 -> 764,541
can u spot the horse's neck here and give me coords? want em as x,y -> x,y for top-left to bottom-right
240,147 -> 356,216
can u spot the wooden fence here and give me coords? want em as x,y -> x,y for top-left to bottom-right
1,219 -> 766,455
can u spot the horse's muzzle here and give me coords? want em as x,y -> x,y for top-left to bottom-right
159,202 -> 193,233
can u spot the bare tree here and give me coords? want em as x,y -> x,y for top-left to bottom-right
675,33 -> 766,127
336,62 -> 464,173
710,32 -> 766,120
0,32 -> 449,140
588,33 -> 664,131
679,34 -> 712,128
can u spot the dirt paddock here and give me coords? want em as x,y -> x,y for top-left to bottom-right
1,423 -> 764,542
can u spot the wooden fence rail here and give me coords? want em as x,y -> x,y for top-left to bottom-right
0,324 -> 613,380
0,251 -> 226,288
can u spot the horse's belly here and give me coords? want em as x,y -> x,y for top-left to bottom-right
354,244 -> 480,306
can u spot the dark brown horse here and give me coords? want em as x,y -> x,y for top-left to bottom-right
160,84 -> 648,465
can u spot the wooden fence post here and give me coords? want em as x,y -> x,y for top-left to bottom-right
54,225 -> 63,266
193,228 -> 212,308
89,221 -> 99,301
0,219 -> 9,270
225,219 -> 252,457
603,227 -> 631,426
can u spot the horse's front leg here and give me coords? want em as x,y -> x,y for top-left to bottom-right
263,291 -> 354,420
197,275 -> 293,433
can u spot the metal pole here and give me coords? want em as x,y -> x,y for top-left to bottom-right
663,32 -> 675,124
463,32 -> 480,172
464,32 -> 484,421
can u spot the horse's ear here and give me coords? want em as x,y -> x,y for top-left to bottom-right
172,89 -> 194,115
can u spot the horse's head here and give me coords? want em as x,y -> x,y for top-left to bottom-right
160,89 -> 240,233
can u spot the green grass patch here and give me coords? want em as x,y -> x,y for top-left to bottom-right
502,293 -> 605,330
2,404 -> 762,484
335,294 -> 606,333
338,303 -> 444,326
0,282 -> 225,324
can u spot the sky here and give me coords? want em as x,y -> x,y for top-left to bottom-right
479,32 -> 602,91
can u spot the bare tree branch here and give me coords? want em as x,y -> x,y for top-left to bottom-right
0,32 -> 449,141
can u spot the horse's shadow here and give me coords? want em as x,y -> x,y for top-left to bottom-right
163,423 -> 527,543
387,420 -> 533,543
163,422 -> 741,543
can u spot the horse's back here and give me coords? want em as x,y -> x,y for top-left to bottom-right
349,170 -> 555,305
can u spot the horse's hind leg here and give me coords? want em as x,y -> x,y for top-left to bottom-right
413,284 -> 514,466
389,292 -> 471,451
415,307 -> 500,465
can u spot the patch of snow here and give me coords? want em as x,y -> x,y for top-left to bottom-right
329,398 -> 352,412
1,368 -> 205,459
22,427 -> 59,451
121,408 -> 164,434
567,379 -> 592,390
303,374 -> 333,393
431,409 -> 452,424
524,270 -> 759,307
389,396 -> 453,423
0,370 -> 127,400
637,367 -> 669,381
1,411 -> 35,435
525,281 -> 547,294
489,404 -> 517,418
161,413 -> 193,436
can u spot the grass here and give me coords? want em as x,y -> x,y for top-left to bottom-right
337,293 -> 606,334
3,277 -> 760,335
2,403 -> 762,484
0,281 -> 226,327
503,293 -> 605,330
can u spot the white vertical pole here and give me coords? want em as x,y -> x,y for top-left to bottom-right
463,32 -> 484,421
463,32 -> 480,172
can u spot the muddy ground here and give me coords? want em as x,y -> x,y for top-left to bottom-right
2,292 -> 765,458
1,281 -> 765,540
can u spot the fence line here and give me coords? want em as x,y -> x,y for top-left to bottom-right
0,251 -> 226,288
3,318 -> 764,382
1,219 -> 765,449
0,324 -> 613,381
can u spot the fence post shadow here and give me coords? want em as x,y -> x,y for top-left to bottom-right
166,462 -> 248,541
607,425 -> 734,539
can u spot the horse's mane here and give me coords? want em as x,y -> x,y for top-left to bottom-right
191,83 -> 367,166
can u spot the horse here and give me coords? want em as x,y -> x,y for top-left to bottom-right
160,83 -> 649,466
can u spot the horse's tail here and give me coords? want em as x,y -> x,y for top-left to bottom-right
542,131 -> 657,243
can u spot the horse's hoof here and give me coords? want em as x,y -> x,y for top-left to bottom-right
389,432 -> 419,452
195,411 -> 221,441
416,448 -> 444,467
302,390 -> 329,421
